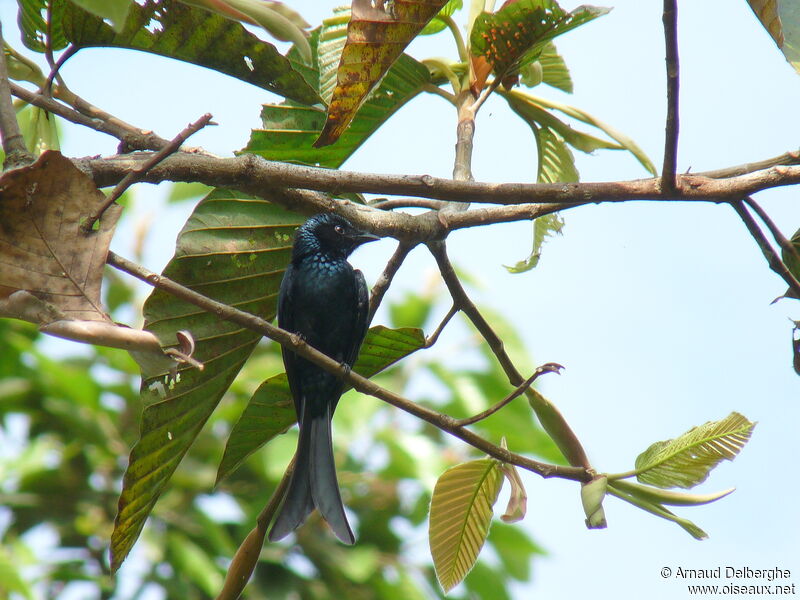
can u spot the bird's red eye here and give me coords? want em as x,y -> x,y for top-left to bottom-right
334,225 -> 344,234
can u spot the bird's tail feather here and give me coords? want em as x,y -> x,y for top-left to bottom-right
310,413 -> 355,545
268,421 -> 315,542
268,402 -> 354,545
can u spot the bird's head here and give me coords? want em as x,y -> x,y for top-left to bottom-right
293,213 -> 380,260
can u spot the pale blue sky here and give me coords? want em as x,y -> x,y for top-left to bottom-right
2,1 -> 799,598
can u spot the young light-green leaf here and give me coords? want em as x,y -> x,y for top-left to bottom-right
634,412 -> 756,489
429,458 -> 504,592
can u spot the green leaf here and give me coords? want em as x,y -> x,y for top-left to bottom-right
777,227 -> 800,300
634,412 -> 756,489
606,485 -> 708,540
580,475 -> 607,529
111,189 -> 303,571
216,326 -> 425,483
0,546 -> 34,600
178,0 -> 311,62
314,0 -> 448,147
68,0 -> 132,33
504,211 -> 565,274
609,479 -> 735,507
488,522 -> 544,581
514,90 -> 658,175
242,34 -> 432,168
429,458 -> 504,593
167,531 -> 224,596
538,41 -> 573,92
17,0 -> 69,52
62,0 -> 320,105
470,0 -> 609,91
420,0 -> 464,36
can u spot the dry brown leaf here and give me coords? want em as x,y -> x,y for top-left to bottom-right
0,150 -> 121,322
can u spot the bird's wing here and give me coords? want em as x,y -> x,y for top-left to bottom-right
346,269 -> 370,368
278,263 -> 303,422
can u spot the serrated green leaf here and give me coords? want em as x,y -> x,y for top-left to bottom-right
242,33 -> 432,168
634,412 -> 756,489
61,0 -> 320,104
111,189 -> 303,571
17,0 -> 69,52
504,211 -> 564,274
429,458 -> 504,593
216,326 -> 425,484
470,0 -> 609,91
537,41 -> 572,92
314,0 -> 448,146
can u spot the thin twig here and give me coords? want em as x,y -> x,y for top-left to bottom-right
106,250 -> 589,482
424,303 -> 458,348
744,196 -> 800,267
455,363 -> 564,427
428,240 -> 592,470
10,82 -> 170,151
368,242 -> 416,322
83,114 -> 214,231
661,0 -> 680,194
697,149 -> 800,179
0,24 -> 33,167
731,201 -> 800,298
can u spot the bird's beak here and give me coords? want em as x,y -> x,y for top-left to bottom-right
351,231 -> 380,247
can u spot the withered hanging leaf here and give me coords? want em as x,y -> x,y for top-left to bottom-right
314,0 -> 448,147
0,151 -> 119,323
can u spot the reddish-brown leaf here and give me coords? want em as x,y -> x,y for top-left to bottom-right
314,0 -> 448,147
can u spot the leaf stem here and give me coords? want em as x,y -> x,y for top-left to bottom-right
441,14 -> 468,63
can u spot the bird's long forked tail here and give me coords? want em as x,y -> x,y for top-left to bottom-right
268,408 -> 355,545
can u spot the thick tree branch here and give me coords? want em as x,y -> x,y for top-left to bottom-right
0,25 -> 33,167
428,240 -> 593,470
731,201 -> 800,298
661,0 -> 680,194
76,152 -> 800,210
106,251 -> 589,482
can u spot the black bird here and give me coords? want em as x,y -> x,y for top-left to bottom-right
268,213 -> 379,544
